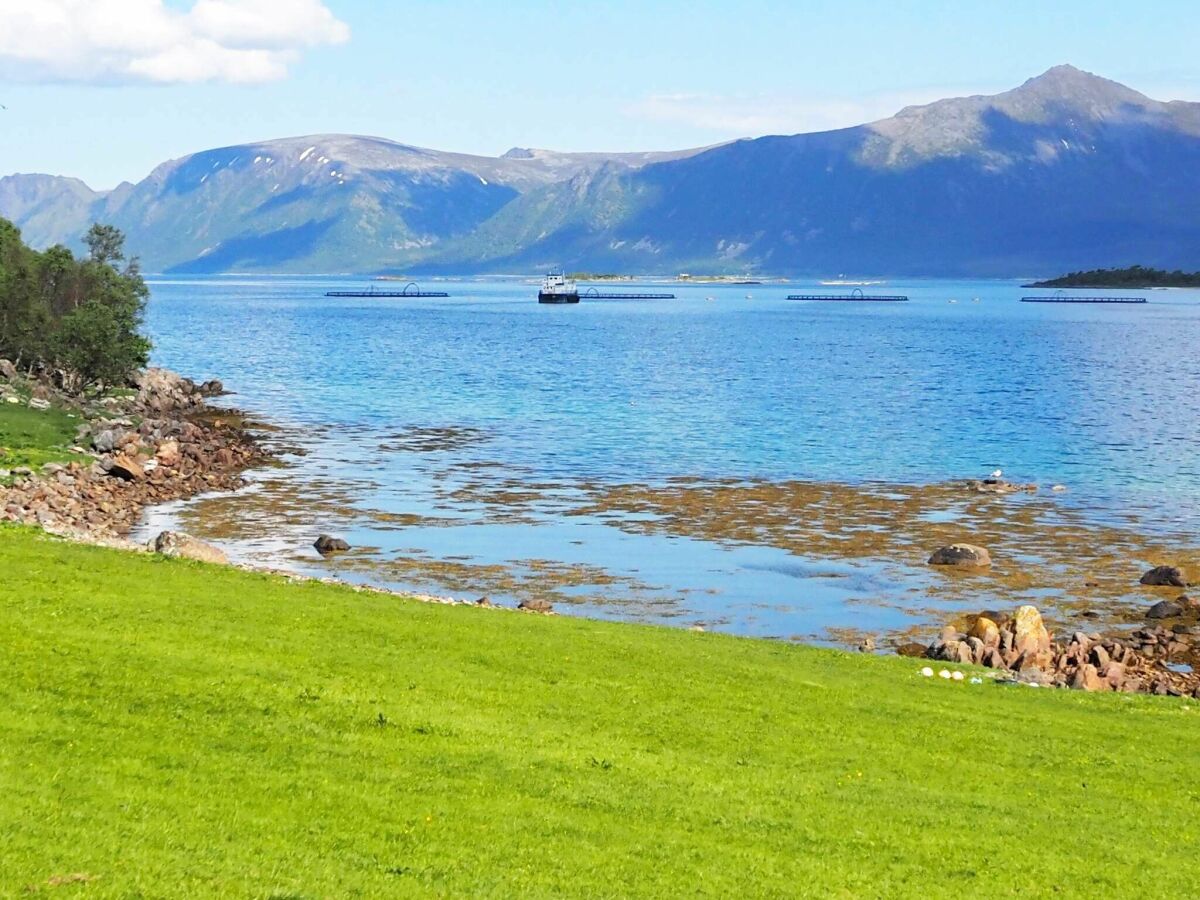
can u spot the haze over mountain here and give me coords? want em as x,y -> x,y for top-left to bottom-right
4,65 -> 1200,276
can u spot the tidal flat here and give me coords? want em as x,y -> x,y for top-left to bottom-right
137,276 -> 1200,645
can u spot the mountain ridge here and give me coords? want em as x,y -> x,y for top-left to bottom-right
4,65 -> 1200,276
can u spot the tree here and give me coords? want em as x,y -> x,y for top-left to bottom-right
84,223 -> 126,266
51,300 -> 151,391
0,218 -> 152,391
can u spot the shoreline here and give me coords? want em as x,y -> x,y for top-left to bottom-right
1,368 -> 267,541
4,365 -> 1198,697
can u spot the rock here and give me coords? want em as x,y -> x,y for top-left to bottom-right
1070,664 -> 1107,692
896,642 -> 928,658
106,454 -> 144,481
155,439 -> 181,466
968,616 -> 1000,646
0,359 -> 16,381
1012,605 -> 1052,656
965,636 -> 986,663
857,636 -> 876,653
92,430 -> 117,453
199,379 -> 224,396
152,531 -> 229,565
475,596 -> 493,608
313,534 -> 351,554
1099,661 -> 1126,690
928,543 -> 992,568
1090,645 -> 1111,669
1140,566 -> 1187,588
27,397 -> 50,411
518,598 -> 554,614
1146,599 -> 1184,620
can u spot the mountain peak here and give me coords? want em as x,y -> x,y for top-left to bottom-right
1009,64 -> 1151,108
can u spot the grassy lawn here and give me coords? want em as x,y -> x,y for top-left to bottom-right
0,403 -> 86,477
1,524 -> 1198,897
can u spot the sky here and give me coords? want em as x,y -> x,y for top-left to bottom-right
1,0 -> 1199,189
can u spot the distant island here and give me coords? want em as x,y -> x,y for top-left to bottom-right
1027,265 -> 1200,288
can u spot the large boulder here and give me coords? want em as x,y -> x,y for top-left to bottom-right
1012,605 -> 1052,656
153,531 -> 229,565
135,368 -> 202,414
0,359 -> 16,381
928,543 -> 992,568
1140,566 -> 1187,588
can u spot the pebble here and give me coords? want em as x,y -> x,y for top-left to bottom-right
920,667 -> 934,677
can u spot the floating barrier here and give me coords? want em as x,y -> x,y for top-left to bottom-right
1021,295 -> 1146,304
326,281 -> 449,298
582,287 -> 675,299
788,290 -> 908,302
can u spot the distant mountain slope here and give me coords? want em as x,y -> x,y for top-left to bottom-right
0,174 -> 100,250
5,66 -> 1200,275
1,136 -> 710,273
431,65 -> 1200,276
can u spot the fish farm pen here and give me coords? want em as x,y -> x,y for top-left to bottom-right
787,292 -> 909,302
325,282 -> 450,298
581,288 -> 676,299
1021,295 -> 1146,304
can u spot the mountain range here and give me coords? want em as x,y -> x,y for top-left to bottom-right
4,65 -> 1200,276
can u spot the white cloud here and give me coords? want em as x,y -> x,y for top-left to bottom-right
0,0 -> 349,84
625,86 -> 987,137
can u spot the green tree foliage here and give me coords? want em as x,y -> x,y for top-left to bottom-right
0,219 -> 151,392
1032,265 -> 1200,288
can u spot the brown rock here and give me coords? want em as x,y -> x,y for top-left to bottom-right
1012,605 -> 1052,657
106,454 -> 144,481
962,636 -> 984,662
928,543 -> 992,568
155,439 -> 181,467
518,598 -> 554,614
1090,645 -> 1111,669
1070,664 -> 1107,692
968,616 -> 1001,647
896,642 -> 928,658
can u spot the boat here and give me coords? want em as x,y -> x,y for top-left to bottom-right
538,272 -> 579,304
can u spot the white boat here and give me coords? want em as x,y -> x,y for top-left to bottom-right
538,272 -> 579,304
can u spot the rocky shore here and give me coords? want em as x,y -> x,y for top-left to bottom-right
1,366 -> 266,538
915,602 -> 1200,697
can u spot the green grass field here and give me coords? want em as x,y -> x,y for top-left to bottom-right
1,524 -> 1198,897
0,402 -> 86,478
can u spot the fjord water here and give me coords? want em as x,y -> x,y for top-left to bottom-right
141,276 -> 1200,640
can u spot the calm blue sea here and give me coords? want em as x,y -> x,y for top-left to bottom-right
138,275 -> 1200,639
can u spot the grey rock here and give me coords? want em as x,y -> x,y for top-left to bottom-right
1140,566 -> 1187,588
313,534 -> 351,554
928,543 -> 992,568
93,429 -> 117,453
153,531 -> 229,565
1147,600 -> 1184,620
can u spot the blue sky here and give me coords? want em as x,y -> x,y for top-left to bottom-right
2,0 -> 1199,188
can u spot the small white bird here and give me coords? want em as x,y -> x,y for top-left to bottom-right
990,469 -> 1003,479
